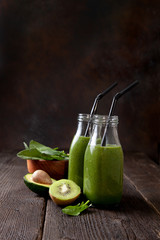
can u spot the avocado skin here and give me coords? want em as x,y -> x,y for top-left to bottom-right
23,173 -> 55,197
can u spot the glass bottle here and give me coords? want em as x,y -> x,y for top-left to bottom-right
83,115 -> 123,207
68,113 -> 90,189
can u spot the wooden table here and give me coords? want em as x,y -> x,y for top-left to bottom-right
0,151 -> 160,240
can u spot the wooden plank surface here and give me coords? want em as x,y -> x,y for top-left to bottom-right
42,152 -> 160,240
0,152 -> 46,240
0,152 -> 160,240
124,152 -> 160,215
42,175 -> 160,240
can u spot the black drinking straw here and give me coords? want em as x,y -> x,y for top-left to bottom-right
101,80 -> 139,146
84,82 -> 117,137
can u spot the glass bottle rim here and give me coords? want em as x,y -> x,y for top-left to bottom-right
92,115 -> 118,124
77,113 -> 90,122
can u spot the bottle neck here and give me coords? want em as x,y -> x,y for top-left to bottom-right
76,113 -> 91,137
89,115 -> 121,146
105,124 -> 120,146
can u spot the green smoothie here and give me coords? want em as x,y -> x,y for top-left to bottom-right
68,135 -> 90,189
83,144 -> 123,206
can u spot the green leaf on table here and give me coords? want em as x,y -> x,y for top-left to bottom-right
62,200 -> 92,216
17,140 -> 69,161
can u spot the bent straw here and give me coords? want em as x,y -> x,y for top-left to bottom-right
84,82 -> 118,137
101,80 -> 139,146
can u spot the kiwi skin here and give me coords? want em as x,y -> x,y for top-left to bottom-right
49,179 -> 81,206
49,192 -> 80,206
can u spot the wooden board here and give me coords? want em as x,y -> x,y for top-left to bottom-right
42,174 -> 160,240
0,153 -> 46,240
124,152 -> 160,215
0,152 -> 160,240
42,175 -> 160,239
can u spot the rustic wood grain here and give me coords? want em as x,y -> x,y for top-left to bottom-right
42,175 -> 160,240
124,152 -> 160,215
0,153 -> 46,240
1,152 -> 160,240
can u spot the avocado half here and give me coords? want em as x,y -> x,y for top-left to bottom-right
23,173 -> 56,197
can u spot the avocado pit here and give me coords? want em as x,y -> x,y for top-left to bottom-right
32,169 -> 52,185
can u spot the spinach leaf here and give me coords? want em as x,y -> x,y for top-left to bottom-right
29,140 -> 68,159
17,140 -> 69,161
29,140 -> 58,156
29,140 -> 51,151
17,148 -> 53,160
62,200 -> 92,216
23,142 -> 29,149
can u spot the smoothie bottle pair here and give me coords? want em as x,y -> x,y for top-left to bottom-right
68,113 -> 123,207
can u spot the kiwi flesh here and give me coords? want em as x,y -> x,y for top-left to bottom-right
49,179 -> 81,206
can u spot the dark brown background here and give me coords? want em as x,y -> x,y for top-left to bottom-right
0,0 -> 159,162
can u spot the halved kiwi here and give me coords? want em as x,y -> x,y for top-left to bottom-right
49,179 -> 81,206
